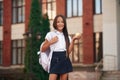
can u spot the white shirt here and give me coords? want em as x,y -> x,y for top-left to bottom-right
45,30 -> 71,51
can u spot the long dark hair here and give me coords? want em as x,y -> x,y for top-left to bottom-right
53,15 -> 70,54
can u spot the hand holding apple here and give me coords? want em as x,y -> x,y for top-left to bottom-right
72,33 -> 81,41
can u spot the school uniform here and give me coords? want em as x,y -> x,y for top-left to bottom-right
45,30 -> 73,74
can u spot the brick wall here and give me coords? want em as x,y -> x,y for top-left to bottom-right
56,0 -> 66,16
2,0 -> 12,66
83,0 -> 94,64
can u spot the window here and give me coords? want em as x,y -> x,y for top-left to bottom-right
12,0 -> 25,24
0,41 -> 2,65
94,32 -> 103,62
94,0 -> 102,14
11,39 -> 25,65
0,1 -> 3,26
42,0 -> 56,19
67,0 -> 83,17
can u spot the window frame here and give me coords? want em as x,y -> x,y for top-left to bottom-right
94,0 -> 102,14
66,0 -> 83,18
12,0 -> 25,24
11,39 -> 25,65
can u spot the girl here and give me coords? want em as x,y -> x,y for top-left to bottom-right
41,15 -> 81,80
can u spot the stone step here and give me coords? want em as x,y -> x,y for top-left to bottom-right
102,77 -> 120,80
101,71 -> 120,80
68,64 -> 102,80
68,71 -> 99,80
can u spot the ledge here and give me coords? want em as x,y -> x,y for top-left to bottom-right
72,63 -> 98,71
0,65 -> 24,74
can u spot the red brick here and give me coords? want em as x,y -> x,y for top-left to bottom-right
83,0 -> 94,64
3,0 -> 12,66
25,0 -> 31,32
56,0 -> 66,16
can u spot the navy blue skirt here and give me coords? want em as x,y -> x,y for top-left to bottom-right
49,51 -> 73,74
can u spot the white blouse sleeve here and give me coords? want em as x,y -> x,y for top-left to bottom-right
45,32 -> 52,41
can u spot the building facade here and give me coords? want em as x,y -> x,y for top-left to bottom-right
0,0 -> 120,79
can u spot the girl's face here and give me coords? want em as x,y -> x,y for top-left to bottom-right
56,16 -> 64,32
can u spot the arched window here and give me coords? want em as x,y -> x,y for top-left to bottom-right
11,40 -> 25,64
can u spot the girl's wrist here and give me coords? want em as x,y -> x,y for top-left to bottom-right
71,39 -> 75,43
48,41 -> 52,45
72,38 -> 76,42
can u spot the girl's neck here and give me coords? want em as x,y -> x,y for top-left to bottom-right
56,29 -> 63,33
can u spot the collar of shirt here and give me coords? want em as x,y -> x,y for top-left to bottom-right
54,30 -> 63,35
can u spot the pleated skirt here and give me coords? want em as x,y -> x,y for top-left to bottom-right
49,51 -> 73,74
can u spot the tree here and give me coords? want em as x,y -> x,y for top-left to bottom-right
24,0 -> 50,80
42,13 -> 50,39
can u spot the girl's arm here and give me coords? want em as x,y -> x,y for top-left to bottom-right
68,39 -> 75,54
41,36 -> 58,52
68,34 -> 81,54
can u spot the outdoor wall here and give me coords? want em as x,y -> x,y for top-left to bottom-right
11,24 -> 25,40
67,17 -> 83,34
94,15 -> 103,32
103,0 -> 119,71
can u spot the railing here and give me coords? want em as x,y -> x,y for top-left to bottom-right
95,55 -> 117,80
95,58 -> 103,80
